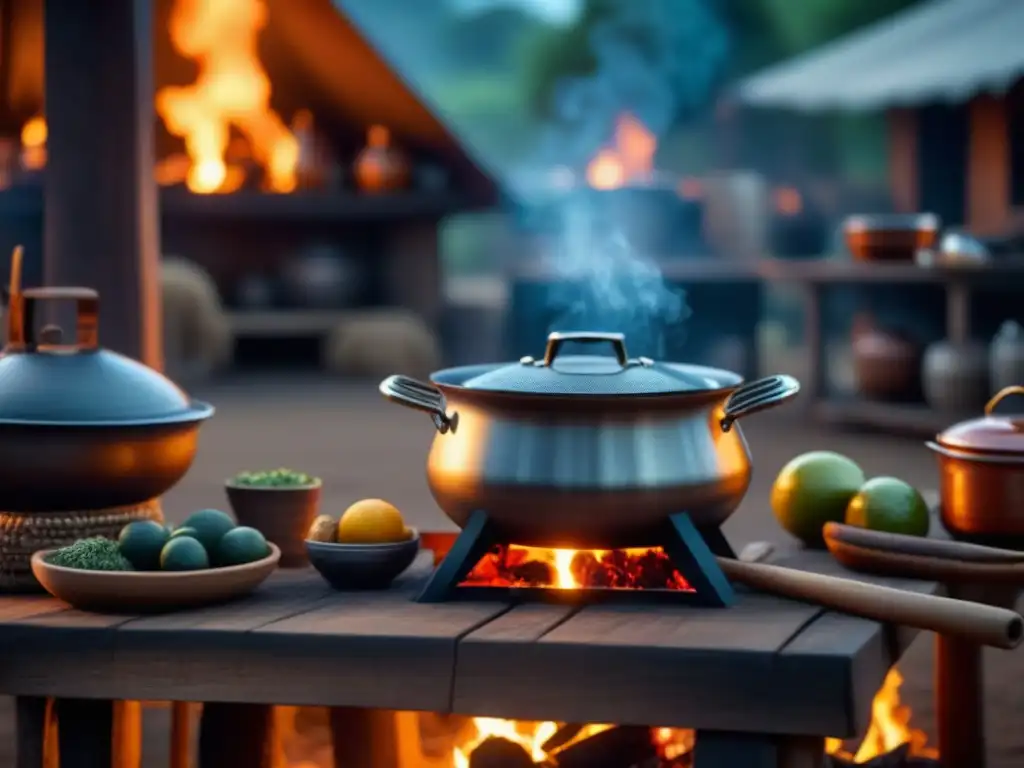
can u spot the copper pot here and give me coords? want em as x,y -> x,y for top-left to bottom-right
843,213 -> 940,262
927,386 -> 1024,545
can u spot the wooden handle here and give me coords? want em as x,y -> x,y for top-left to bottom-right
824,522 -> 1024,564
827,537 -> 1024,586
716,557 -> 1024,649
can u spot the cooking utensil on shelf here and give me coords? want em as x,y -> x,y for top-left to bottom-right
0,246 -> 214,512
716,556 -> 1023,649
926,385 -> 1024,544
380,331 -> 800,548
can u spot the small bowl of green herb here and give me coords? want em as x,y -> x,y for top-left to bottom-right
225,469 -> 322,568
31,535 -> 280,613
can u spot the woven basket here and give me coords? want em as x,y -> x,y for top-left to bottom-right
0,500 -> 164,592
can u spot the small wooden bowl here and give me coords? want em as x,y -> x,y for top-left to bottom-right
843,213 -> 939,262
31,544 -> 281,613
306,531 -> 420,590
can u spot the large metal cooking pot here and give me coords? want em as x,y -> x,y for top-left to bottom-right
380,331 -> 800,548
0,282 -> 214,512
927,386 -> 1024,545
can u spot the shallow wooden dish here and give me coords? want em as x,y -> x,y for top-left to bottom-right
30,544 -> 281,613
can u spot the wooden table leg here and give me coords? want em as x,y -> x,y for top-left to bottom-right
15,696 -> 49,768
198,703 -> 275,768
170,702 -> 194,768
55,698 -> 114,768
934,582 -> 1010,768
693,730 -> 777,768
777,735 -> 825,768
330,708 -> 399,768
112,701 -> 143,768
936,634 -> 984,768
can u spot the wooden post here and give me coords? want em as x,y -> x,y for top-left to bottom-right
966,95 -> 1010,235
198,703 -> 275,768
42,0 -> 162,368
330,707 -> 400,768
887,108 -> 919,213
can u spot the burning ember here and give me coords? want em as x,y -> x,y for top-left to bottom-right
461,545 -> 692,591
155,0 -> 298,194
450,669 -> 936,767
585,113 -> 657,191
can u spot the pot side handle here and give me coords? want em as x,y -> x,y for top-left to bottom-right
379,374 -> 459,434
720,374 -> 801,432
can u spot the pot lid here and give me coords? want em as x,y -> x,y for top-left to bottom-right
936,386 -> 1024,454
0,348 -> 203,425
0,284 -> 204,425
461,331 -> 723,396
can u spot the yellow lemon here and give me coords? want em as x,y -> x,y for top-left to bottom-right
337,499 -> 407,544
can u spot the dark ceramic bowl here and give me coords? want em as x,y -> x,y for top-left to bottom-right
305,531 -> 420,590
843,213 -> 940,262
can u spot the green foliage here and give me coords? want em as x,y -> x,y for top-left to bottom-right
49,538 -> 134,571
231,468 -> 319,488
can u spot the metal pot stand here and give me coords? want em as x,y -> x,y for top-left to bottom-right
415,509 -> 737,606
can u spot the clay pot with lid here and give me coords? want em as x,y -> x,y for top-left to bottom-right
353,125 -> 410,194
0,247 -> 215,512
851,314 -> 921,401
927,386 -> 1024,545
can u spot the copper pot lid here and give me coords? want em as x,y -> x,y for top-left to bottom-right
935,387 -> 1024,455
460,331 -> 733,396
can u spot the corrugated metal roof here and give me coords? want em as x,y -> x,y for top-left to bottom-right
733,0 -> 1024,111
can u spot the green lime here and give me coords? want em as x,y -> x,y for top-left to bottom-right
181,509 -> 236,552
170,526 -> 199,540
215,526 -> 270,566
845,477 -> 930,537
118,520 -> 170,571
771,451 -> 866,548
160,536 -> 210,571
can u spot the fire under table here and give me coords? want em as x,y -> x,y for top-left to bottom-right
0,545 -> 937,768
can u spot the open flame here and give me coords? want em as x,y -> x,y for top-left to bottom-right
585,113 -> 657,190
451,662 -> 936,766
155,0 -> 298,194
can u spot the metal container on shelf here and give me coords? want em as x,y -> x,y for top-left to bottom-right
989,320 -> 1024,393
922,339 -> 990,413
279,244 -> 365,309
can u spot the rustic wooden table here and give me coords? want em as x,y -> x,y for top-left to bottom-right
0,548 -> 936,768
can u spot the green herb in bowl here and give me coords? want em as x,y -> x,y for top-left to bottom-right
48,538 -> 134,571
230,468 -> 319,488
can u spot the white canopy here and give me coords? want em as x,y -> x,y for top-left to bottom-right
733,0 -> 1024,111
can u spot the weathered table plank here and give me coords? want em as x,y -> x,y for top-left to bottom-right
0,546 -> 939,742
453,593 -> 824,731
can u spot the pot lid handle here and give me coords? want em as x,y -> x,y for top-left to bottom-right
985,386 -> 1024,422
542,331 -> 630,368
6,287 -> 99,353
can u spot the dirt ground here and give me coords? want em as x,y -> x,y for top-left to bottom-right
2,374 -> 1021,766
